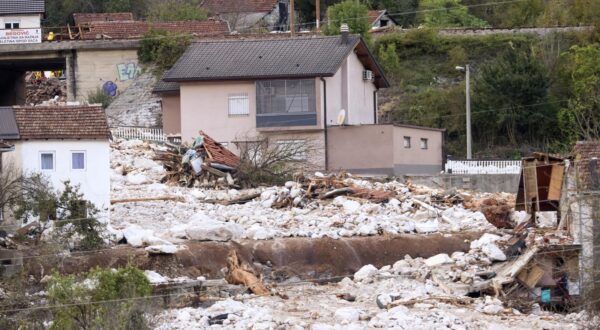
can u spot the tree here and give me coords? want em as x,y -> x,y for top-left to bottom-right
377,42 -> 400,81
138,30 -> 193,75
0,160 -> 21,223
322,0 -> 371,41
418,0 -> 488,28
558,44 -> 600,143
473,46 -> 551,146
146,0 -> 208,22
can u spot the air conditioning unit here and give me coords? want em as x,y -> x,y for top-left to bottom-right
363,70 -> 373,81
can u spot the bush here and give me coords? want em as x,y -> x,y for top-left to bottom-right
322,0 -> 371,42
146,0 -> 208,22
87,87 -> 113,109
48,265 -> 152,330
138,30 -> 192,76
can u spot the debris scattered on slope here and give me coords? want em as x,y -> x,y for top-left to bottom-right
225,250 -> 269,295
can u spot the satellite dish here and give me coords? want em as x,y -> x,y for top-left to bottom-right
337,109 -> 346,126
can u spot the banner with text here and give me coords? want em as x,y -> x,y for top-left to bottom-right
0,29 -> 42,45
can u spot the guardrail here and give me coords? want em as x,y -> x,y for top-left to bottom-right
445,160 -> 521,174
111,127 -> 181,143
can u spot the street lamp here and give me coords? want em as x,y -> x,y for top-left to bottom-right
456,65 -> 472,160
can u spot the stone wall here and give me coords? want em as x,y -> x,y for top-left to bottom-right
105,72 -> 162,128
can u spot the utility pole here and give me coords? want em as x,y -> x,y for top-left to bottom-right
290,0 -> 295,36
316,0 -> 320,30
456,64 -> 472,159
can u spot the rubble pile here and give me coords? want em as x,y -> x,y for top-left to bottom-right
154,132 -> 240,188
25,77 -> 67,105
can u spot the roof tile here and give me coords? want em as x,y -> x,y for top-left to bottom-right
202,0 -> 278,14
0,0 -> 44,15
73,12 -> 134,25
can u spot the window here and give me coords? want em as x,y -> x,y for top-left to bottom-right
4,20 -> 20,29
276,140 -> 307,161
403,136 -> 411,148
71,151 -> 86,170
40,152 -> 55,171
228,93 -> 249,116
256,79 -> 317,127
420,138 -> 428,149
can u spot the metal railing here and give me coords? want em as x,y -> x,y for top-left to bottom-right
111,127 -> 181,144
445,159 -> 521,174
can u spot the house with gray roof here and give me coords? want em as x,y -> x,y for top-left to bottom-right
155,33 -> 444,175
0,0 -> 45,45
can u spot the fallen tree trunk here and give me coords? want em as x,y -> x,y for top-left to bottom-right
110,196 -> 184,205
226,250 -> 270,295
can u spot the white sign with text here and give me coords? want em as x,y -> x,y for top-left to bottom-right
0,29 -> 42,45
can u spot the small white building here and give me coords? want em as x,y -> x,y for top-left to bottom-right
0,0 -> 44,45
0,105 -> 111,221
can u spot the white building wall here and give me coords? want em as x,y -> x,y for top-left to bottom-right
324,68 -> 343,126
346,51 -> 377,125
0,15 -> 41,28
19,140 -> 111,217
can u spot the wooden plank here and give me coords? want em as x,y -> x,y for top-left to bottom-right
517,264 -> 545,289
523,160 -> 538,213
548,164 -> 564,200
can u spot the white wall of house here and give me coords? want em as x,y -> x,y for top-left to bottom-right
17,140 -> 111,217
0,15 -> 42,29
346,51 -> 377,125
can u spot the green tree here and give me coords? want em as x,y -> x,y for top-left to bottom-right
418,0 -> 488,28
48,265 -> 152,330
146,0 -> 208,22
138,30 -> 193,75
322,0 -> 372,41
558,44 -> 600,143
473,46 -> 551,146
377,42 -> 400,81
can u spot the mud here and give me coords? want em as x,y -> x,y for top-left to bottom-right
25,232 -> 481,280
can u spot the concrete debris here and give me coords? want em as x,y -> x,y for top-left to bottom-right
25,75 -> 67,105
424,253 -> 453,267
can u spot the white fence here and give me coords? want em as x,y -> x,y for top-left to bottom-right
445,160 -> 521,174
111,127 -> 181,143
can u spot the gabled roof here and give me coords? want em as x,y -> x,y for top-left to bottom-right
0,107 -> 19,139
10,106 -> 110,140
73,12 -> 134,25
368,9 -> 398,26
153,74 -> 180,94
80,20 -> 229,40
202,0 -> 278,14
163,35 -> 390,88
0,0 -> 45,15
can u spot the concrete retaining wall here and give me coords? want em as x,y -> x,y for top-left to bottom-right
407,173 -> 520,194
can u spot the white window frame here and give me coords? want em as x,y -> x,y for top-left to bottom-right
403,136 -> 411,149
4,19 -> 21,29
276,139 -> 307,161
228,93 -> 250,116
40,151 -> 56,171
71,151 -> 86,171
420,138 -> 428,150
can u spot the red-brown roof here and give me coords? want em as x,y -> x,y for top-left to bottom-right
73,12 -> 134,25
12,106 -> 110,140
202,0 -> 278,14
80,20 -> 229,39
573,141 -> 600,191
368,10 -> 385,25
199,131 -> 240,167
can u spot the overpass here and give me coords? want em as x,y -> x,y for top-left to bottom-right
0,39 -> 141,105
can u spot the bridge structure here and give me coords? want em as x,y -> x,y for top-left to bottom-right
0,39 -> 141,106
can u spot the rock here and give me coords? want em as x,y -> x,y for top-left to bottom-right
470,233 -> 502,249
144,270 -> 168,284
185,213 -> 244,241
145,244 -> 178,254
376,294 -> 392,309
123,225 -> 154,247
424,253 -> 453,267
481,242 -> 507,261
126,173 -> 148,185
353,264 -> 378,282
414,221 -> 439,233
334,307 -> 361,323
245,225 -> 273,240
133,158 -> 159,170
190,189 -> 207,200
483,304 -> 504,315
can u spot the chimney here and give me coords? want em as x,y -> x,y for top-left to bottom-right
340,23 -> 349,44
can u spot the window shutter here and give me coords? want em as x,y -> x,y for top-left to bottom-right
228,93 -> 249,116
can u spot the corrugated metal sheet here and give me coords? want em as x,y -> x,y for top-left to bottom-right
0,107 -> 19,140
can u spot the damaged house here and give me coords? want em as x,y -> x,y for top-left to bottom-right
0,105 -> 111,222
155,33 -> 444,175
200,0 -> 285,32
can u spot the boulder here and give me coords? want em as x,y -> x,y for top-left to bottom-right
185,213 -> 244,242
424,253 -> 453,267
353,264 -> 378,282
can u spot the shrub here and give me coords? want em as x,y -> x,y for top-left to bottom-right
48,265 -> 152,330
138,30 -> 192,76
87,87 -> 113,109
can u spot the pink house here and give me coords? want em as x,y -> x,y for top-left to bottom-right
154,33 -> 444,175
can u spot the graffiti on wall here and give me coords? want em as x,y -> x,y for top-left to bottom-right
116,62 -> 141,81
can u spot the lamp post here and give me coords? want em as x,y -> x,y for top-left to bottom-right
456,64 -> 472,160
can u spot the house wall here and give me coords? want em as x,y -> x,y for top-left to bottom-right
18,140 -> 111,218
0,15 -> 41,28
263,130 -> 326,170
75,49 -> 140,101
393,126 -> 444,174
324,69 -> 343,126
327,125 -> 394,175
346,51 -> 377,125
162,94 -> 181,135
